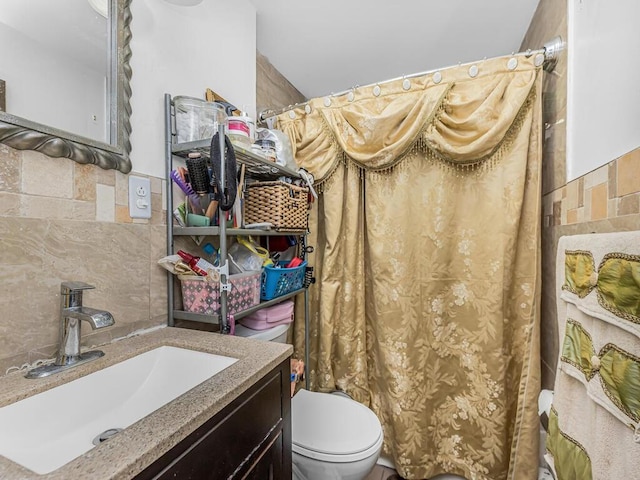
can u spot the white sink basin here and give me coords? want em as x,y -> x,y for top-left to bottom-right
0,346 -> 237,474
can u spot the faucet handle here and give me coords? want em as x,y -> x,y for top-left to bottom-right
61,281 -> 95,295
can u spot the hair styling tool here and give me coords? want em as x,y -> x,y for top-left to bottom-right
209,132 -> 237,211
185,153 -> 210,194
170,169 -> 202,213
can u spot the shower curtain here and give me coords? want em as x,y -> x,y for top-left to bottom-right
277,55 -> 543,480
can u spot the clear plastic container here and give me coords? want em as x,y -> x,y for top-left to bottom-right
255,139 -> 277,162
174,96 -> 227,143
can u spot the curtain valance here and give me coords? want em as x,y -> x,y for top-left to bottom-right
276,56 -> 540,185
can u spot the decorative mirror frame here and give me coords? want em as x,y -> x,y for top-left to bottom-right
0,0 -> 133,173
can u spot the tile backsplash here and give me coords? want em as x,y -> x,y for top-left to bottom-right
544,150 -> 640,228
0,50 -> 302,377
0,145 -> 168,375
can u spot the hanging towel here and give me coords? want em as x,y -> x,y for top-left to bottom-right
549,231 -> 640,480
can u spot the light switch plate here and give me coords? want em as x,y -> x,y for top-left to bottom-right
128,176 -> 151,219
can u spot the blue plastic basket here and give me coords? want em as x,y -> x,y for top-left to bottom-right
261,261 -> 307,301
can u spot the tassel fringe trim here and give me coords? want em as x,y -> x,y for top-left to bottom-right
313,72 -> 539,194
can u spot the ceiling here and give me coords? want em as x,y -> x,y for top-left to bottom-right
249,0 -> 541,100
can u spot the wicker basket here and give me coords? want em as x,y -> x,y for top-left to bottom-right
244,181 -> 309,231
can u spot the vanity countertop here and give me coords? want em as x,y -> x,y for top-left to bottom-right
0,327 -> 293,480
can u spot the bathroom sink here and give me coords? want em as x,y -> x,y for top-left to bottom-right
0,346 -> 237,475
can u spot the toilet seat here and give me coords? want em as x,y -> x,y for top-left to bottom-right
234,323 -> 289,342
291,389 -> 383,463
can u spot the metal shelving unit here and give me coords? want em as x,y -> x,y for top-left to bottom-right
172,141 -> 301,180
164,93 -> 311,372
172,288 -> 306,325
174,226 -> 307,237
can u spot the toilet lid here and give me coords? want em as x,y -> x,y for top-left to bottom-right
291,389 -> 383,462
233,323 -> 289,341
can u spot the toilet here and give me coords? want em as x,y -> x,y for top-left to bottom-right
234,322 -> 291,343
235,322 -> 384,480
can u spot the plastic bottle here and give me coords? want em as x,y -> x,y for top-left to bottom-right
202,242 -> 219,266
177,250 -> 216,276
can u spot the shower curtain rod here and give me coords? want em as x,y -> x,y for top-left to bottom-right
258,36 -> 564,123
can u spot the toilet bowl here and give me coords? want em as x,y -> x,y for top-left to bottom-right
235,321 -> 383,479
234,322 -> 290,343
291,389 -> 383,480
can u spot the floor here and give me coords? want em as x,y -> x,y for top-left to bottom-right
365,465 -> 402,480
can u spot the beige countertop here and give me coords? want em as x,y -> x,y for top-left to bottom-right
0,327 -> 293,480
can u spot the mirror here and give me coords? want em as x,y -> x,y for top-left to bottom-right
0,0 -> 132,173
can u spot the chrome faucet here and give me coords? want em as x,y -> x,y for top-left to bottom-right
25,282 -> 115,379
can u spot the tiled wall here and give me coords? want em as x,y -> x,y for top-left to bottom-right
539,149 -> 640,389
256,51 -> 306,116
546,153 -> 640,227
0,146 -> 167,375
521,0 -> 640,389
0,52 -> 304,377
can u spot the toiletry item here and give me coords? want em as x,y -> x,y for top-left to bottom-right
204,196 -> 219,222
202,243 -> 219,266
250,143 -> 267,159
236,111 -> 255,143
209,133 -> 237,211
177,250 -> 216,277
228,118 -> 251,148
157,254 -> 196,276
170,169 -> 202,213
185,152 -> 210,194
285,257 -> 303,268
186,213 -> 211,227
255,139 -> 277,162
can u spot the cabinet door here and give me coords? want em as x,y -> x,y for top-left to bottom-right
135,359 -> 291,480
243,430 -> 284,480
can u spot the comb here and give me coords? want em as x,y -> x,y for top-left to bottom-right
170,169 -> 202,211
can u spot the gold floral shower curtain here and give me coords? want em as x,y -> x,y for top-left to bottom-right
277,55 -> 543,480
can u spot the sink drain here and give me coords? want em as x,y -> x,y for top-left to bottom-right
92,428 -> 123,446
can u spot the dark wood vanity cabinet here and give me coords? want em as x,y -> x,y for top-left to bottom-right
135,358 -> 292,480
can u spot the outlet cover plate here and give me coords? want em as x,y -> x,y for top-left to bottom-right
128,176 -> 151,219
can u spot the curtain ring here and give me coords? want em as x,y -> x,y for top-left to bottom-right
402,76 -> 411,90
324,97 -> 332,107
468,65 -> 479,78
304,104 -> 312,114
373,85 -> 381,97
433,71 -> 442,84
507,57 -> 518,70
347,89 -> 355,102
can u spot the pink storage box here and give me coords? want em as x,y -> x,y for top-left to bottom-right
179,271 -> 261,315
239,300 -> 294,330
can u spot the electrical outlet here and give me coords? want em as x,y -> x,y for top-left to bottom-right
128,176 -> 151,219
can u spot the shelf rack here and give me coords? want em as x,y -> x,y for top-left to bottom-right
172,141 -> 301,180
164,94 -> 311,383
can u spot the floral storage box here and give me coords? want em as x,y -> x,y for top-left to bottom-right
178,271 -> 261,315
